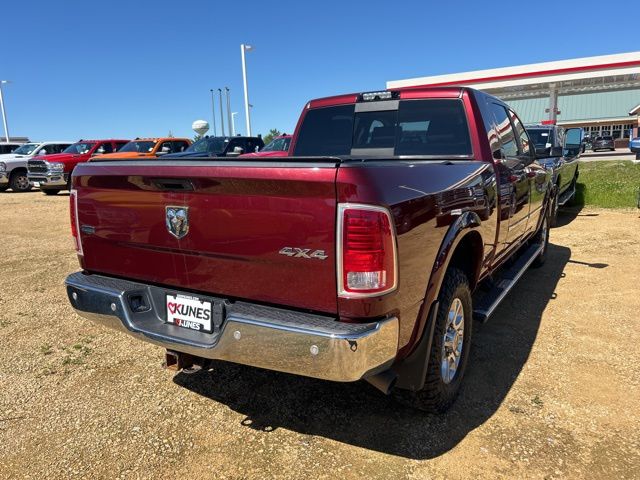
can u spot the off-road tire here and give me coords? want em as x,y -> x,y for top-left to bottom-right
42,189 -> 61,196
532,212 -> 550,268
9,171 -> 31,192
393,267 -> 473,413
0,185 -> 8,192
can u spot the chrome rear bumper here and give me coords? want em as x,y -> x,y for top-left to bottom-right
65,272 -> 398,382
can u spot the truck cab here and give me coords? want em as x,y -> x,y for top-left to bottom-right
163,135 -> 265,159
90,137 -> 192,161
526,124 -> 582,225
27,139 -> 129,195
0,141 -> 73,192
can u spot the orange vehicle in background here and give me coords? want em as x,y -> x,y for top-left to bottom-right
91,137 -> 191,160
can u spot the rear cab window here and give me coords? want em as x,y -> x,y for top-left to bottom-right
293,99 -> 472,158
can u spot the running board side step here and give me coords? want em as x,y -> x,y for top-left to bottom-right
557,184 -> 576,206
473,243 -> 543,322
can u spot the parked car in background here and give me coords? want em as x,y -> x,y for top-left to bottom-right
163,136 -> 264,159
27,139 -> 129,195
89,137 -> 191,161
629,136 -> 640,160
0,141 -> 73,192
592,135 -> 615,151
0,141 -> 26,154
526,125 -> 582,226
239,134 -> 292,157
65,87 -> 583,412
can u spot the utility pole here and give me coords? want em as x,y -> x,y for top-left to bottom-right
225,87 -> 232,136
218,88 -> 225,136
0,81 -> 11,142
241,44 -> 253,137
209,89 -> 217,136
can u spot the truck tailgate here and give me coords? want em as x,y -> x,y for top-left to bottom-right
73,160 -> 339,314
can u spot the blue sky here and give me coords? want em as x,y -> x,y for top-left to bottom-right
2,0 -> 637,141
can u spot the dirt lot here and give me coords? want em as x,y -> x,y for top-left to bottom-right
0,191 -> 638,480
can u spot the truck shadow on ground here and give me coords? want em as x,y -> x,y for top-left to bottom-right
175,243 -> 571,459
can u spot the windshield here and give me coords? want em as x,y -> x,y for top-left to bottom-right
186,137 -> 228,154
64,142 -> 96,154
261,137 -> 291,152
119,140 -> 156,153
526,129 -> 554,148
12,143 -> 39,155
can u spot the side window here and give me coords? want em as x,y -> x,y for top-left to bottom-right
227,138 -> 245,153
490,103 -> 518,158
158,141 -> 172,154
171,141 -> 188,153
98,142 -> 113,154
115,142 -> 128,151
54,144 -> 69,153
508,110 -> 531,156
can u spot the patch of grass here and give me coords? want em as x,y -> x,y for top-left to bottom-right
40,344 -> 53,355
532,395 -> 544,408
576,161 -> 640,208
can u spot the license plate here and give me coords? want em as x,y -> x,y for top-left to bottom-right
166,293 -> 213,333
32,182 -> 40,187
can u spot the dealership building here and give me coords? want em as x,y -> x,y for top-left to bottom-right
387,51 -> 640,147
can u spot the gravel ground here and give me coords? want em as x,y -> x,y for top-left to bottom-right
0,191 -> 639,480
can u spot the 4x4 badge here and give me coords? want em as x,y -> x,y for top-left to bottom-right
279,247 -> 328,260
166,206 -> 189,239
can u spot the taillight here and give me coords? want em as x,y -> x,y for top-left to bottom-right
69,189 -> 83,255
337,203 -> 397,297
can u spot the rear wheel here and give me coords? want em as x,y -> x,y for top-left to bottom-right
636,153 -> 640,160
0,185 -> 7,192
393,267 -> 472,412
9,171 -> 31,192
42,189 -> 61,196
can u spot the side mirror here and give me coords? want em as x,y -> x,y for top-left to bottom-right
563,128 -> 583,158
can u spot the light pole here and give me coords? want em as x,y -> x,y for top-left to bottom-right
225,87 -> 232,136
241,44 -> 253,137
231,112 -> 238,136
0,80 -> 11,142
209,89 -> 217,136
218,88 -> 225,136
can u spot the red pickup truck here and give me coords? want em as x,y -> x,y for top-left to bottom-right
27,139 -> 129,194
64,88 -> 581,411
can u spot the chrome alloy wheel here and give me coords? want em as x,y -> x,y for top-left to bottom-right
441,298 -> 464,384
16,174 -> 30,190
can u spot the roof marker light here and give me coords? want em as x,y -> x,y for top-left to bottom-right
361,91 -> 395,102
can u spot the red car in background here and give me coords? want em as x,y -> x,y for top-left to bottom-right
240,134 -> 292,157
27,139 -> 129,195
